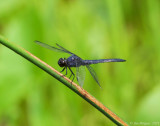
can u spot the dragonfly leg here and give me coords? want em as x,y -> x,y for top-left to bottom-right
69,72 -> 72,79
64,67 -> 67,76
68,67 -> 75,85
60,67 -> 67,78
60,67 -> 65,73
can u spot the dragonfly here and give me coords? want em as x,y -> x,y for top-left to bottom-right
35,41 -> 126,87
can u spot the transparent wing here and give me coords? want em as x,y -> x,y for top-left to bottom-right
35,41 -> 74,55
76,65 -> 86,87
56,43 -> 75,55
86,65 -> 101,88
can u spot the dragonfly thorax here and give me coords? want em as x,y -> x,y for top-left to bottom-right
58,58 -> 67,67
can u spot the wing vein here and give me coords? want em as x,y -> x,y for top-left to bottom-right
86,65 -> 101,88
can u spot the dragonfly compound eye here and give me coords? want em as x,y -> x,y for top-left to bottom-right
58,58 -> 66,67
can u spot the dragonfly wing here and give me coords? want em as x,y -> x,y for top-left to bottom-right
86,65 -> 101,88
35,41 -> 74,55
56,43 -> 75,55
76,65 -> 86,87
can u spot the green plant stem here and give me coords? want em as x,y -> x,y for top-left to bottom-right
0,35 -> 128,126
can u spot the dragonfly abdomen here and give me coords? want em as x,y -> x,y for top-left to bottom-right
82,59 -> 126,65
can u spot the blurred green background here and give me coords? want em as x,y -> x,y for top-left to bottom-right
0,0 -> 160,126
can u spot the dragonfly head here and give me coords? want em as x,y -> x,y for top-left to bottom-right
58,58 -> 67,67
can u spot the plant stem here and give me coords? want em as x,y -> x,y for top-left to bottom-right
0,35 -> 128,126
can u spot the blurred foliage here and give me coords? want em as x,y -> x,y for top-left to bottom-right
0,0 -> 160,126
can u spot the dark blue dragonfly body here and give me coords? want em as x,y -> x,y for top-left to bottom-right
66,55 -> 125,67
64,55 -> 83,67
35,41 -> 126,87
